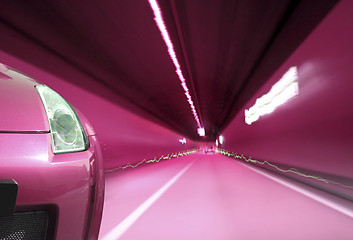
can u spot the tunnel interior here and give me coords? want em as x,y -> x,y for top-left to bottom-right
1,0 -> 353,239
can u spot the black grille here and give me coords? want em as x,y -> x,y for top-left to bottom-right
0,211 -> 48,240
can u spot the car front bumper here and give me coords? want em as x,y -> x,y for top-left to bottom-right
0,133 -> 104,239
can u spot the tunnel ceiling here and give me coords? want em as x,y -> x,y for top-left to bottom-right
0,0 -> 338,140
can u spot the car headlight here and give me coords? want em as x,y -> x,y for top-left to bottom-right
36,85 -> 89,154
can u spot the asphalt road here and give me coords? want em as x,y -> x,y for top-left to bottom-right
99,153 -> 353,240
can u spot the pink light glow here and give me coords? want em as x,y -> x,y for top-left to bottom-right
148,0 -> 202,130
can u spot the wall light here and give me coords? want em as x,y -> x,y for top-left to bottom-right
179,138 -> 186,144
219,135 -> 224,145
245,66 -> 299,125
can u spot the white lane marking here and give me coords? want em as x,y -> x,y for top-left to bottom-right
102,160 -> 195,240
243,163 -> 353,219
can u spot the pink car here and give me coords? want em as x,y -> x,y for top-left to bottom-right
0,64 -> 104,240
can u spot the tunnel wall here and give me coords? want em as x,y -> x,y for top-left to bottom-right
0,50 -> 197,171
222,0 -> 353,179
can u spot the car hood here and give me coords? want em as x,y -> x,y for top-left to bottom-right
0,67 -> 50,132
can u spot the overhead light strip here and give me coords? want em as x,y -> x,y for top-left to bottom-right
148,0 -> 203,132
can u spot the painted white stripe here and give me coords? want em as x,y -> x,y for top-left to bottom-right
102,160 -> 195,240
243,163 -> 353,219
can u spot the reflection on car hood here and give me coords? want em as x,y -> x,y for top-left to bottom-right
0,68 -> 49,132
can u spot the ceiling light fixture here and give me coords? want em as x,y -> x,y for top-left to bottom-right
197,127 -> 205,137
148,0 -> 203,134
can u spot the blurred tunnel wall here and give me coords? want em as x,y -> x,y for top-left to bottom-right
1,0 -> 352,176
222,0 -> 353,179
0,49 -> 198,171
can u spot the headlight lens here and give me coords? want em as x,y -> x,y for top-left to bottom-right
36,85 -> 89,154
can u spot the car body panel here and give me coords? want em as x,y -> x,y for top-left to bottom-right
0,68 -> 49,132
0,65 -> 104,239
0,133 -> 103,239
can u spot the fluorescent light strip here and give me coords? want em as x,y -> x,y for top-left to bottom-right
104,149 -> 196,172
148,0 -> 202,130
217,149 -> 353,190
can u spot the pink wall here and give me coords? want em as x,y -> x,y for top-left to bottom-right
222,0 -> 353,179
0,50 -> 197,170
